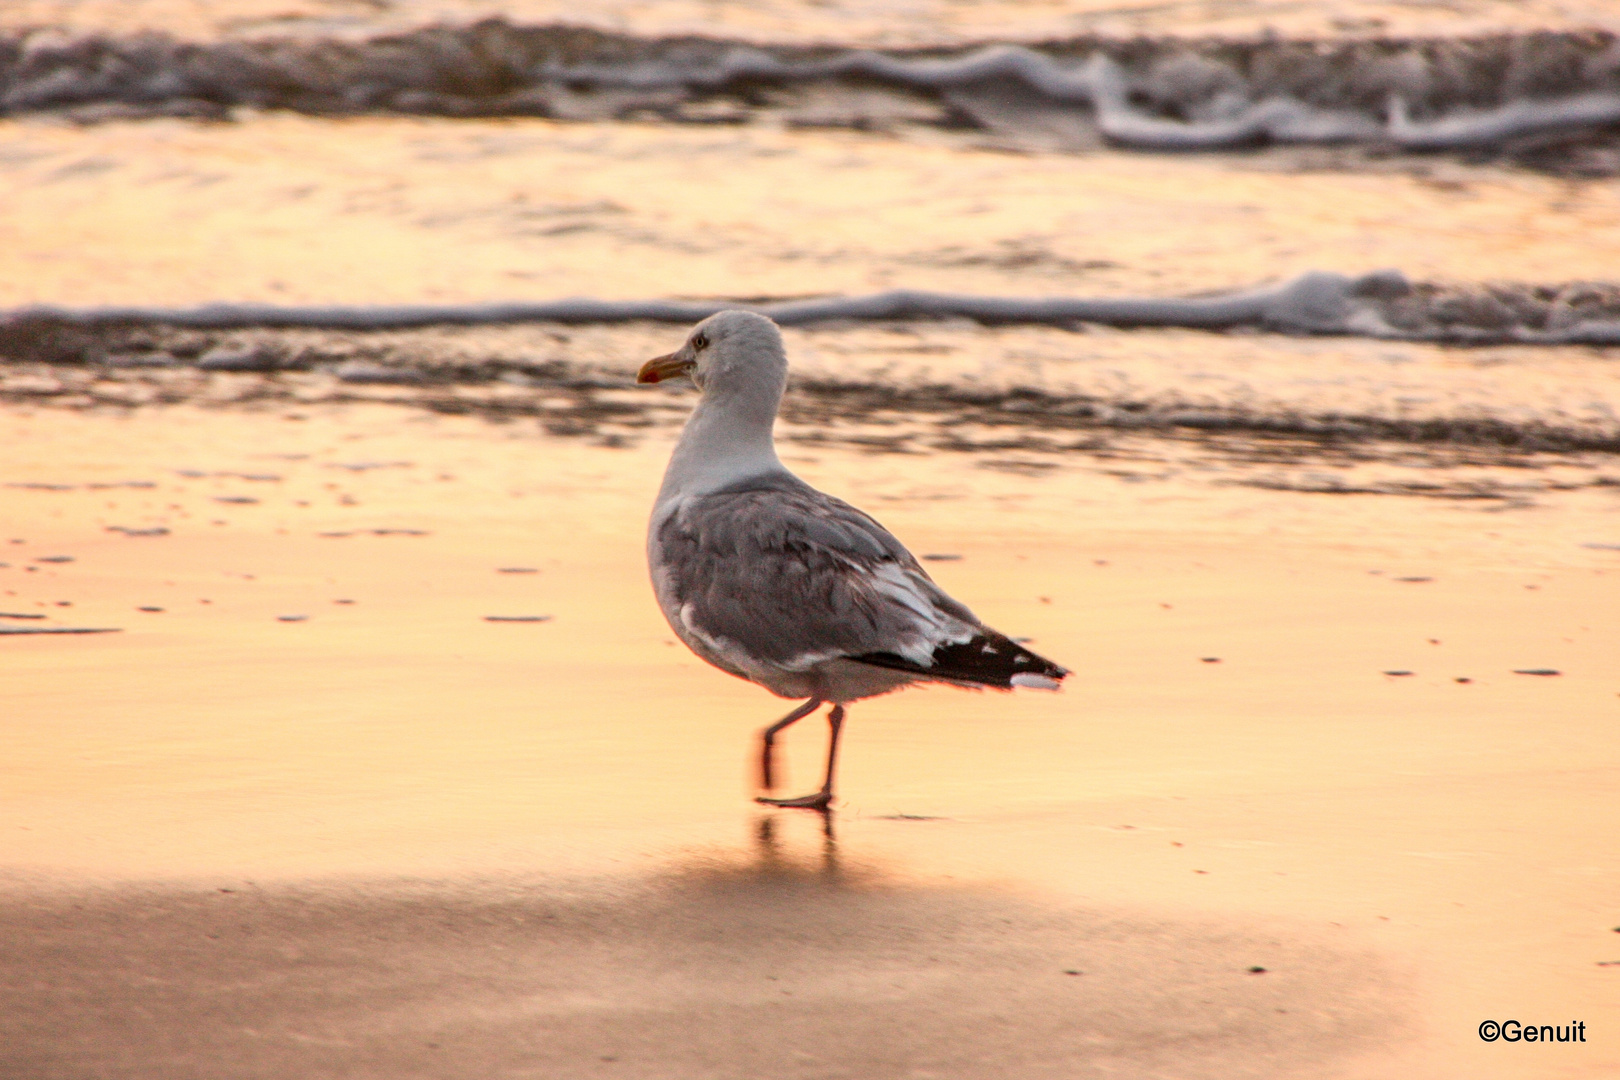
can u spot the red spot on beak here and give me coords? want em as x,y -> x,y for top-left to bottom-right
637,351 -> 684,384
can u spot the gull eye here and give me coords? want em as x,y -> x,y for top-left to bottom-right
691,333 -> 709,351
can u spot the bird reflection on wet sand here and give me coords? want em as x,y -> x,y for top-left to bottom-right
754,808 -> 839,869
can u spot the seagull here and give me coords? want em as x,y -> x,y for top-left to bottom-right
638,310 -> 1068,810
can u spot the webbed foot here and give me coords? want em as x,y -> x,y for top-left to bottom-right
755,790 -> 832,811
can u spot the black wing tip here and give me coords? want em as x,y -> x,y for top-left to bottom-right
852,629 -> 1068,690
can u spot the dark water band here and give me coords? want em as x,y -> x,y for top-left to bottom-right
5,272 -> 1619,345
4,23 -> 1620,162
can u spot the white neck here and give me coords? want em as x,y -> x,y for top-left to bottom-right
655,390 -> 786,507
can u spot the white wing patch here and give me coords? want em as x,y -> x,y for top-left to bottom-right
676,601 -> 709,643
864,561 -> 976,667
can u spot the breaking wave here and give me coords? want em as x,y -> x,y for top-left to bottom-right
6,272 -> 1620,344
4,279 -> 1620,463
4,21 -> 1620,171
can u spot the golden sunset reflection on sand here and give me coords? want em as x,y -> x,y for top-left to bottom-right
2,401 -> 1616,1076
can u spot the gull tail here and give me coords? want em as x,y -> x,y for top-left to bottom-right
851,628 -> 1069,691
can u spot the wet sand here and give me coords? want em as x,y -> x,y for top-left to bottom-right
2,400 -> 1616,1077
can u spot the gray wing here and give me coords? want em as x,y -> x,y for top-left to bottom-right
655,474 -> 980,670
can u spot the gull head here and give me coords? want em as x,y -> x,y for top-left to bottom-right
636,310 -> 787,395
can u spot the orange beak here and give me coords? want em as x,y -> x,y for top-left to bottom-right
636,352 -> 690,385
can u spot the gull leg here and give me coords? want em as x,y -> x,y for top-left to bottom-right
757,698 -> 822,792
758,705 -> 846,811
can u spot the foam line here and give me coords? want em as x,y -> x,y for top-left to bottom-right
550,45 -> 1620,151
0,271 -> 1396,334
6,272 -> 1620,344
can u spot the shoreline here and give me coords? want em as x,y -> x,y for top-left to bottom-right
8,319 -> 1620,470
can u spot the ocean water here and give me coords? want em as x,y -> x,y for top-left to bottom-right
0,7 -> 1617,480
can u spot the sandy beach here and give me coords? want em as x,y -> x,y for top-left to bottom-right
2,398 -> 1616,1078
